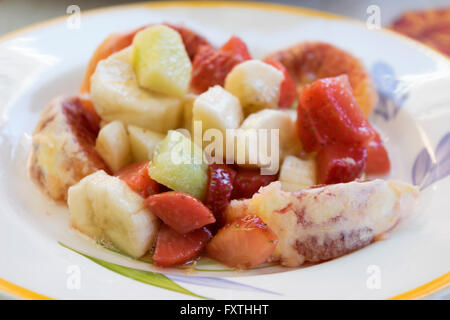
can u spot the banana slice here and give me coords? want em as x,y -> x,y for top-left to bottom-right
68,170 -> 160,258
90,47 -> 183,133
30,96 -> 109,201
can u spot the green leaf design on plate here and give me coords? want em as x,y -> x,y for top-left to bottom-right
96,241 -> 279,272
59,242 -> 208,299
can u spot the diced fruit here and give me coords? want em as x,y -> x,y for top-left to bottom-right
79,95 -> 101,134
193,85 -> 243,133
206,215 -> 278,268
224,60 -> 284,114
231,168 -> 277,199
297,75 -> 375,152
80,26 -> 145,94
90,47 -> 183,133
116,161 -> 160,198
153,225 -> 212,267
231,180 -> 418,266
68,171 -> 160,258
190,36 -> 251,93
182,94 -> 197,132
316,143 -> 367,184
148,130 -> 208,200
238,109 -> 302,167
204,164 -> 237,228
144,191 -> 215,234
193,85 -> 243,157
279,155 -> 316,191
164,24 -> 212,61
127,125 -> 165,162
264,58 -> 298,109
30,96 -> 109,201
95,120 -> 132,172
132,25 -> 192,97
80,24 -> 209,94
366,132 -> 390,175
220,36 -> 252,60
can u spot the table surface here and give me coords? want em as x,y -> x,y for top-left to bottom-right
0,0 -> 448,300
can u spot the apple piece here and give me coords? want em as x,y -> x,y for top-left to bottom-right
68,170 -> 160,258
90,47 -> 183,133
279,155 -> 316,191
132,25 -> 192,97
193,85 -> 243,134
237,109 -> 303,168
95,120 -> 132,172
127,125 -> 165,162
224,60 -> 284,114
148,130 -> 208,200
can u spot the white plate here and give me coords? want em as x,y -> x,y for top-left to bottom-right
0,2 -> 449,300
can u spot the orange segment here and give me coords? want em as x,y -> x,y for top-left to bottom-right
266,42 -> 378,117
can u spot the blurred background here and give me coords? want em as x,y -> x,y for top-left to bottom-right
1,0 -> 449,56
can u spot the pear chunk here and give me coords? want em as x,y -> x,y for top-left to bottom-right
132,25 -> 192,97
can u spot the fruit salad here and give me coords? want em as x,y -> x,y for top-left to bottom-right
30,24 -> 418,269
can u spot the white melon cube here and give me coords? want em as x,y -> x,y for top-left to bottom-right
127,125 -> 165,162
96,120 -> 132,172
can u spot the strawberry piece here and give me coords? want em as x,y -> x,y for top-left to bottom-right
365,132 -> 390,175
204,164 -> 237,229
191,36 -> 251,93
264,58 -> 298,109
144,191 -> 215,234
206,215 -> 278,268
316,143 -> 367,184
297,75 -> 375,152
221,36 -> 252,60
231,168 -> 277,199
153,225 -> 212,267
116,161 -> 160,198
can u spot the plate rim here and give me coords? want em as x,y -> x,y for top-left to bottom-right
0,0 -> 448,300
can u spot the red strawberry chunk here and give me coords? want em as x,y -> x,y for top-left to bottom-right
144,191 -> 215,234
220,36 -> 252,60
365,132 -> 390,175
317,143 -> 367,184
297,75 -> 375,152
116,161 -> 160,198
231,168 -> 278,199
206,215 -> 278,269
204,164 -> 237,229
153,225 -> 212,267
264,58 -> 298,109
